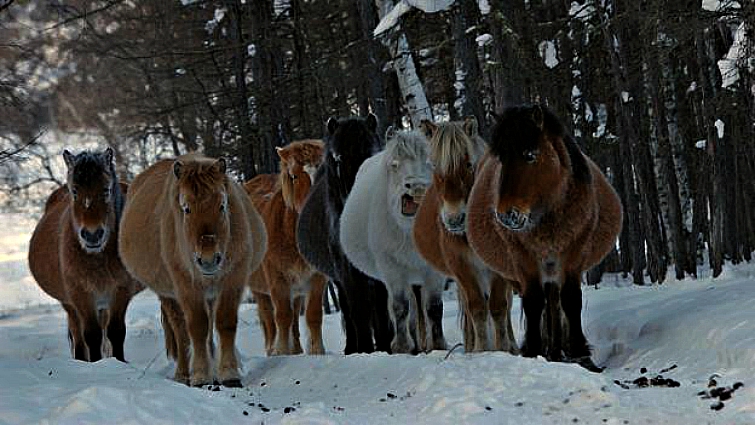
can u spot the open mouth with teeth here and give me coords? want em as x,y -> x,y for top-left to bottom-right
401,194 -> 420,216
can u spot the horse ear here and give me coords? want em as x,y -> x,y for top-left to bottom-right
366,113 -> 378,132
173,160 -> 183,179
463,116 -> 479,137
63,150 -> 75,168
531,105 -> 544,130
103,147 -> 114,165
276,146 -> 289,162
419,119 -> 437,139
326,117 -> 339,136
385,125 -> 397,141
214,157 -> 227,174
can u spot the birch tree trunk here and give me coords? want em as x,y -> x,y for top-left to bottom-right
377,1 -> 432,128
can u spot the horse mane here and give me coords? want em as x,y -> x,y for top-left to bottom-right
278,139 -> 324,209
174,154 -> 227,198
427,121 -> 485,175
490,104 -> 591,184
384,130 -> 427,163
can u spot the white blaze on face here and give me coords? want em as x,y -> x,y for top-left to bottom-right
304,164 -> 318,185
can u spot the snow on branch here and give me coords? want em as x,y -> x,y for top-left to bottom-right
374,0 -> 456,37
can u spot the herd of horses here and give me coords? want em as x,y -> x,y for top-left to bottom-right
27,104 -> 622,387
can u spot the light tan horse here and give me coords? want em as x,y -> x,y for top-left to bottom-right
28,148 -> 143,362
413,119 -> 517,353
245,140 -> 326,356
119,153 -> 266,387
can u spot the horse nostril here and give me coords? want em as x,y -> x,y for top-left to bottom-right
214,253 -> 222,266
405,183 -> 411,189
196,256 -> 204,267
93,228 -> 104,240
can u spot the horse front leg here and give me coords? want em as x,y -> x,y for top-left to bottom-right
253,291 -> 276,356
370,278 -> 394,353
305,273 -> 327,355
520,278 -> 545,358
543,280 -> 563,362
107,284 -> 134,362
161,296 -> 191,385
62,303 -> 86,361
269,270 -> 294,356
68,287 -> 102,362
451,264 -> 489,352
177,290 -> 212,387
344,268 -> 377,354
215,284 -> 244,387
561,272 -> 602,372
385,279 -> 415,354
292,296 -> 304,355
422,277 -> 447,351
489,274 -> 518,354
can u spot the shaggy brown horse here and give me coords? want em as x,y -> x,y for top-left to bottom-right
28,148 -> 143,362
245,140 -> 327,356
118,153 -> 266,387
467,105 -> 622,371
413,118 -> 517,353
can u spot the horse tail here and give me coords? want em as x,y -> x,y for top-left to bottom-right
161,303 -> 178,361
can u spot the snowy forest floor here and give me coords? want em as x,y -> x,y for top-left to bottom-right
1,212 -> 754,424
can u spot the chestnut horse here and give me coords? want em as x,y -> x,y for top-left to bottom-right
467,105 -> 622,371
296,114 -> 394,354
28,148 -> 143,362
413,118 -> 517,353
119,153 -> 266,387
245,140 -> 327,356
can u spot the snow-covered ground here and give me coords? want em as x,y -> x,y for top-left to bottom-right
1,215 -> 754,424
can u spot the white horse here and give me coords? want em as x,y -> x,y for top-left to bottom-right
340,128 -> 447,354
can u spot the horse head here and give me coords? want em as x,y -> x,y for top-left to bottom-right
324,113 -> 381,200
421,117 -> 485,235
172,156 -> 231,277
488,104 -> 590,232
277,139 -> 325,211
63,147 -> 120,253
384,127 -> 431,230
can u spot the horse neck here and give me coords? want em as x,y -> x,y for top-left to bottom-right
112,176 -> 125,233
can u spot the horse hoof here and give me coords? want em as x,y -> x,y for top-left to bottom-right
221,378 -> 243,388
573,356 -> 604,373
190,376 -> 212,387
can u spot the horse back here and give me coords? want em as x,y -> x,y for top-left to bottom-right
231,178 -> 267,278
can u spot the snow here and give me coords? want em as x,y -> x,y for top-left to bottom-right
538,40 -> 559,69
570,1 -> 595,20
475,34 -> 493,47
2,214 -> 755,424
374,0 -> 456,36
715,118 -> 725,138
478,0 -> 490,15
696,139 -> 707,149
718,23 -> 749,89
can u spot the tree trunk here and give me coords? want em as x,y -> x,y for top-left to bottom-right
452,0 -> 486,130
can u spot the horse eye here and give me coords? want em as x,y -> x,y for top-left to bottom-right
524,150 -> 539,163
70,188 -> 78,199
183,205 -> 191,214
219,203 -> 226,213
290,173 -> 298,180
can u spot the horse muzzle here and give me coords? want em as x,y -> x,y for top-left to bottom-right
441,210 -> 466,235
495,208 -> 532,232
195,252 -> 224,276
79,226 -> 108,253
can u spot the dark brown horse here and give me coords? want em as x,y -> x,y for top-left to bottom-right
28,148 -> 143,362
413,118 -> 517,353
467,105 -> 622,371
119,153 -> 267,387
245,140 -> 327,356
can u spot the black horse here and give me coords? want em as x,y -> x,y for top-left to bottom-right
297,114 -> 393,354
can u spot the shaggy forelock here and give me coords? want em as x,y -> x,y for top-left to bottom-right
490,105 -> 565,161
177,159 -> 226,196
385,130 -> 428,162
70,151 -> 112,187
428,121 -> 485,174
